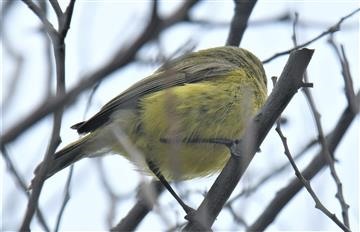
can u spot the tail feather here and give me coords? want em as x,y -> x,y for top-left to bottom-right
33,136 -> 90,181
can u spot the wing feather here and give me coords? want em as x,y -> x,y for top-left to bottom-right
73,49 -> 241,133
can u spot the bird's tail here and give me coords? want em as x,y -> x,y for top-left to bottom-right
33,135 -> 93,182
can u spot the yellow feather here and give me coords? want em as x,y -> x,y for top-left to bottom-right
41,46 -> 267,181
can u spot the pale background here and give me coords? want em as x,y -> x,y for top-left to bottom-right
1,0 -> 359,231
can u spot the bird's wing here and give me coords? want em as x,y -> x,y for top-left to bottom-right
72,53 -> 236,134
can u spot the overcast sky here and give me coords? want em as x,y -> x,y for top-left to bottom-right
2,1 -> 359,231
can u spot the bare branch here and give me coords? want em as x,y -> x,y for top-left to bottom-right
247,91 -> 360,231
95,159 -> 133,227
339,46 -> 357,112
292,14 -> 351,228
20,119 -> 62,230
1,147 -> 50,231
111,181 -> 164,231
0,0 -> 201,147
49,0 -> 62,20
262,8 -> 360,64
19,0 -> 77,229
275,123 -> 349,232
60,0 -> 76,37
226,204 -> 248,228
226,0 -> 258,46
226,136 -> 317,206
188,11 -> 358,31
328,37 -> 358,114
54,166 -> 73,232
21,0 -> 57,37
0,36 -> 24,112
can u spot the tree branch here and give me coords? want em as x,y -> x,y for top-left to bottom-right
275,123 -> 349,232
226,0 -> 258,46
21,0 -> 58,38
0,0 -> 201,147
247,90 -> 360,231
54,166 -> 73,232
49,0 -> 62,20
293,14 -> 351,228
111,181 -> 164,231
328,37 -> 358,114
1,147 -> 50,231
19,0 -> 76,230
262,8 -> 359,64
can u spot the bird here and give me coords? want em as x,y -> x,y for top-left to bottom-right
34,46 -> 267,212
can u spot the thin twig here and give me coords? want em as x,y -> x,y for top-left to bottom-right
292,13 -> 351,229
262,8 -> 360,64
111,181 -> 164,231
226,0 -> 258,46
275,123 -> 349,232
322,37 -> 356,228
49,0 -> 62,20
227,138 -> 317,205
1,147 -> 50,232
226,204 -> 248,228
37,1 -> 55,98
328,36 -> 358,114
21,0 -> 57,38
54,166 -> 74,232
19,0 -> 76,229
0,36 -> 24,112
188,12 -> 358,31
95,159 -> 134,227
0,0 -> 201,147
60,0 -> 76,37
1,0 -> 25,112
247,91 -> 359,231
339,45 -> 357,113
19,100 -> 62,231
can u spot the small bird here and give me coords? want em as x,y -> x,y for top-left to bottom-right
35,46 -> 267,209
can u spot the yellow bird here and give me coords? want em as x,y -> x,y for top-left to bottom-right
38,46 -> 267,186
